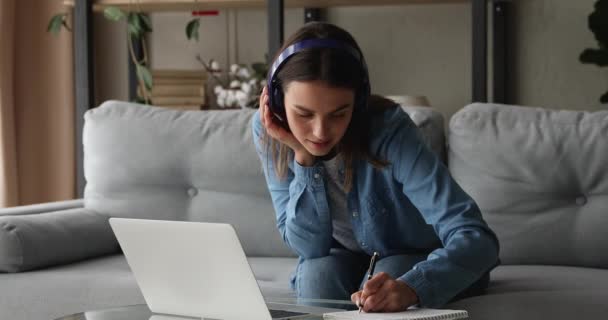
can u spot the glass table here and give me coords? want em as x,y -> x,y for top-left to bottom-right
54,297 -> 356,320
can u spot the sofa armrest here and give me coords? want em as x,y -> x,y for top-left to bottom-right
0,206 -> 119,273
0,199 -> 84,217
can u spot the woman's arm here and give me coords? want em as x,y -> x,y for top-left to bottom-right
251,111 -> 333,259
386,114 -> 500,308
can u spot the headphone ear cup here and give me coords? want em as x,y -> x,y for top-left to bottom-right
273,87 -> 284,112
272,88 -> 286,120
270,86 -> 289,131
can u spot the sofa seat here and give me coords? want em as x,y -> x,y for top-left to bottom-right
0,254 -> 298,320
0,254 -> 144,320
4,250 -> 607,320
448,265 -> 608,320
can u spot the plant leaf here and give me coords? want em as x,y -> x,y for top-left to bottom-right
128,13 -> 144,38
251,62 -> 268,77
186,18 -> 200,41
601,91 -> 608,104
588,3 -> 608,48
133,96 -> 146,104
136,64 -> 153,90
139,13 -> 153,32
104,6 -> 125,21
580,48 -> 608,66
47,14 -> 66,34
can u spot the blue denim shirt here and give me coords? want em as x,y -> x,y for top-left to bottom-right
251,107 -> 500,308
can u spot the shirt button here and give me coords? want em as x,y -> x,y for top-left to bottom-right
352,211 -> 359,217
314,173 -> 320,179
187,188 -> 198,197
575,196 -> 587,206
361,242 -> 366,247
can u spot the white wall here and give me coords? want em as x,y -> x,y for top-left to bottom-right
94,0 -> 608,119
512,0 -> 607,110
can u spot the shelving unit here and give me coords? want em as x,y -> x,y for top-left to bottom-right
65,0 -> 471,11
67,0 -> 512,197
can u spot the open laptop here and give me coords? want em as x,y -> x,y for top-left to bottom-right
109,218 -> 313,320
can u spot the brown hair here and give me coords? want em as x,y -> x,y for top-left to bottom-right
262,22 -> 397,192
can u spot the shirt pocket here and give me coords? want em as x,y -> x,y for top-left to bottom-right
363,192 -> 390,222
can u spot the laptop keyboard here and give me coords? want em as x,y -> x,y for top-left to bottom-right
269,309 -> 308,319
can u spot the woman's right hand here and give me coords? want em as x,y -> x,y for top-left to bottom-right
260,86 -> 315,166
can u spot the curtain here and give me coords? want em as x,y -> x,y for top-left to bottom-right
0,0 -> 75,207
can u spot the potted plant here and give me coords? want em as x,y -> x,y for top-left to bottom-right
48,5 -> 267,108
579,0 -> 608,104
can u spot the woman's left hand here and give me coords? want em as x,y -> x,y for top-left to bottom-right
351,272 -> 419,312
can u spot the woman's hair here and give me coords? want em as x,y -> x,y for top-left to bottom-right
263,22 -> 396,192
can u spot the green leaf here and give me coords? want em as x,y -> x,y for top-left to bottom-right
251,62 -> 268,77
136,64 -> 153,90
103,6 -> 125,21
580,48 -> 608,66
139,13 -> 153,32
601,91 -> 608,104
128,13 -> 144,38
186,18 -> 200,41
47,14 -> 66,35
133,96 -> 146,104
588,3 -> 608,47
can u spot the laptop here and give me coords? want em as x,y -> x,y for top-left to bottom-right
109,218 -> 313,320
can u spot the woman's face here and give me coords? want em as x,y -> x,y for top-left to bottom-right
283,80 -> 355,157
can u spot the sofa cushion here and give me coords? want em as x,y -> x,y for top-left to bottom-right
0,254 -> 297,320
448,265 -> 608,320
448,103 -> 608,268
401,106 -> 446,163
0,208 -> 118,272
0,254 -> 144,320
84,101 -> 293,257
84,101 -> 447,258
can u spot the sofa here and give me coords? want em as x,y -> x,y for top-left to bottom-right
1,100 -> 607,320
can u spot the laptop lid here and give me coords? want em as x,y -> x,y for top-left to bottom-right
109,218 -> 272,320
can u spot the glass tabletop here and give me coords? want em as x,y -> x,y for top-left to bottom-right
54,297 -> 356,320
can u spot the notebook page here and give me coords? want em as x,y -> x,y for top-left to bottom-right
323,308 -> 468,320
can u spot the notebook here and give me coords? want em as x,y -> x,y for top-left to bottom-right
323,308 -> 468,320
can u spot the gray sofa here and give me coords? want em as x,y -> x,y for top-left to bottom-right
1,100 -> 607,320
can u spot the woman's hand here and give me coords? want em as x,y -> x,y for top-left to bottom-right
351,272 -> 419,313
259,86 -> 315,166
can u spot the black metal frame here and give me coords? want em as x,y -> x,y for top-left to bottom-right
73,0 -> 511,196
493,1 -> 511,104
304,8 -> 324,23
267,0 -> 284,65
74,0 -> 94,198
472,0 -> 488,103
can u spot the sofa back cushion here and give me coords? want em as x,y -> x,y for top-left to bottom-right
448,103 -> 608,268
84,101 -> 446,257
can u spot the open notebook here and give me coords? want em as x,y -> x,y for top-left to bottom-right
323,308 -> 468,320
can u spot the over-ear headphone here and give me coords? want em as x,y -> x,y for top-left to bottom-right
266,38 -> 370,130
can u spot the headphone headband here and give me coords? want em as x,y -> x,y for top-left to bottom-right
268,39 -> 364,89
266,38 -> 370,128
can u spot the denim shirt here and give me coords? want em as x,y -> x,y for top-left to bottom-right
251,107 -> 500,308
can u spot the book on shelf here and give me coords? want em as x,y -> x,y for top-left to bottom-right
151,69 -> 207,79
138,84 -> 205,97
137,68 -> 208,110
151,96 -> 205,106
157,105 -> 202,111
153,77 -> 206,85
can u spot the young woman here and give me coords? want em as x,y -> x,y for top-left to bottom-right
252,22 -> 499,312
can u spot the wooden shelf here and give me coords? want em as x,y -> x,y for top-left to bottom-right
64,0 -> 468,12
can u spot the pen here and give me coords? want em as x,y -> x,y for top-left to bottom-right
358,251 -> 379,313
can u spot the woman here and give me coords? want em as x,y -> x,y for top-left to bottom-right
251,22 -> 499,312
